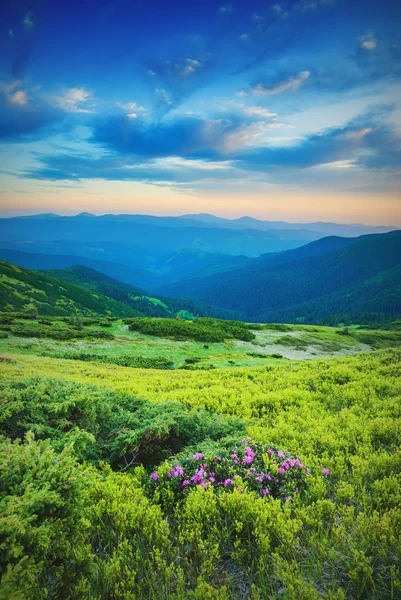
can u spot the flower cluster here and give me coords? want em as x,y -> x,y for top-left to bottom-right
148,439 -> 329,501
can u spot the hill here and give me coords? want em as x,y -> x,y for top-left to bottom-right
259,263 -> 401,325
43,264 -> 238,320
0,260 -> 142,317
0,248 -> 158,290
162,231 -> 401,324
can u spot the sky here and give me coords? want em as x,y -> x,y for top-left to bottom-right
0,0 -> 400,225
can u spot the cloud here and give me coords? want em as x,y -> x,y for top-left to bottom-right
155,88 -> 173,107
271,5 -> 290,19
91,113 -> 259,158
360,33 -> 377,51
117,101 -> 147,119
50,88 -> 93,113
23,12 -> 35,30
218,4 -> 233,15
242,106 -> 279,120
252,71 -> 310,95
0,84 -> 58,140
17,101 -> 401,190
21,152 -> 237,185
236,110 -> 401,171
8,29 -> 14,38
8,90 -> 28,106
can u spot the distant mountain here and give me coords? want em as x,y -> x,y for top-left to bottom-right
0,261 -> 140,317
0,248 -> 249,290
180,213 -> 395,237
44,265 -> 238,320
0,249 -> 158,290
159,234 -> 366,298
0,214 -> 325,258
161,231 -> 401,324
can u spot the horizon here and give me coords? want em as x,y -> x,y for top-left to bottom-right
1,0 -> 401,226
0,209 -> 398,229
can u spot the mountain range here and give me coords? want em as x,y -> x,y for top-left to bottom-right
0,212 -> 400,325
161,231 -> 401,324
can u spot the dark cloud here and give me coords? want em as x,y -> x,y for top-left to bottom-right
90,112 -> 255,159
0,91 -> 60,140
21,152 -> 236,184
22,104 -> 401,187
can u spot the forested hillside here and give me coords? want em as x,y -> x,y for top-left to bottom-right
163,231 -> 401,324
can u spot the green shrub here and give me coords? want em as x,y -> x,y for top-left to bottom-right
128,317 -> 255,342
0,434 -> 92,599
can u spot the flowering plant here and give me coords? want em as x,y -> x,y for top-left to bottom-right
148,438 -> 329,502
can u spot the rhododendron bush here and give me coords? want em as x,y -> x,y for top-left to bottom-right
149,439 -> 328,502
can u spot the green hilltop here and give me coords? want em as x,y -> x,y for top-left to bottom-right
0,260 -> 141,317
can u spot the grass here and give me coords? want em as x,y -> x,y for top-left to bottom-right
1,319 -> 400,370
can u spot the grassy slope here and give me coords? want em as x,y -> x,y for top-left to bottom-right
0,260 -> 141,317
1,318 -> 401,369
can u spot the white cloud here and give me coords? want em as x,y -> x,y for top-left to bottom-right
219,4 -> 233,14
154,157 -> 235,170
325,160 -> 356,169
23,12 -> 35,30
8,29 -> 14,38
360,34 -> 377,51
8,90 -> 28,106
240,33 -> 249,41
271,4 -> 290,18
51,88 -> 93,113
174,58 -> 202,77
243,106 -> 279,120
118,101 -> 147,117
155,88 -> 173,106
252,71 -> 310,95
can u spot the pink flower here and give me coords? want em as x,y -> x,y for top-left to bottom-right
322,468 -> 329,476
285,496 -> 292,501
200,480 -> 207,488
215,456 -> 222,461
278,467 -> 285,474
223,479 -> 233,486
267,449 -> 274,456
278,450 -> 285,459
237,485 -> 243,491
193,453 -> 204,460
150,472 -> 158,481
182,480 -> 190,487
261,488 -> 270,495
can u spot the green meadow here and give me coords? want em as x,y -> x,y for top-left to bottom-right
1,314 -> 401,599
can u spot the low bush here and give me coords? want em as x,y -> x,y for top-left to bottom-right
128,316 -> 255,342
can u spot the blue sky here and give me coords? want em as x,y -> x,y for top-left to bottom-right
0,0 -> 400,223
